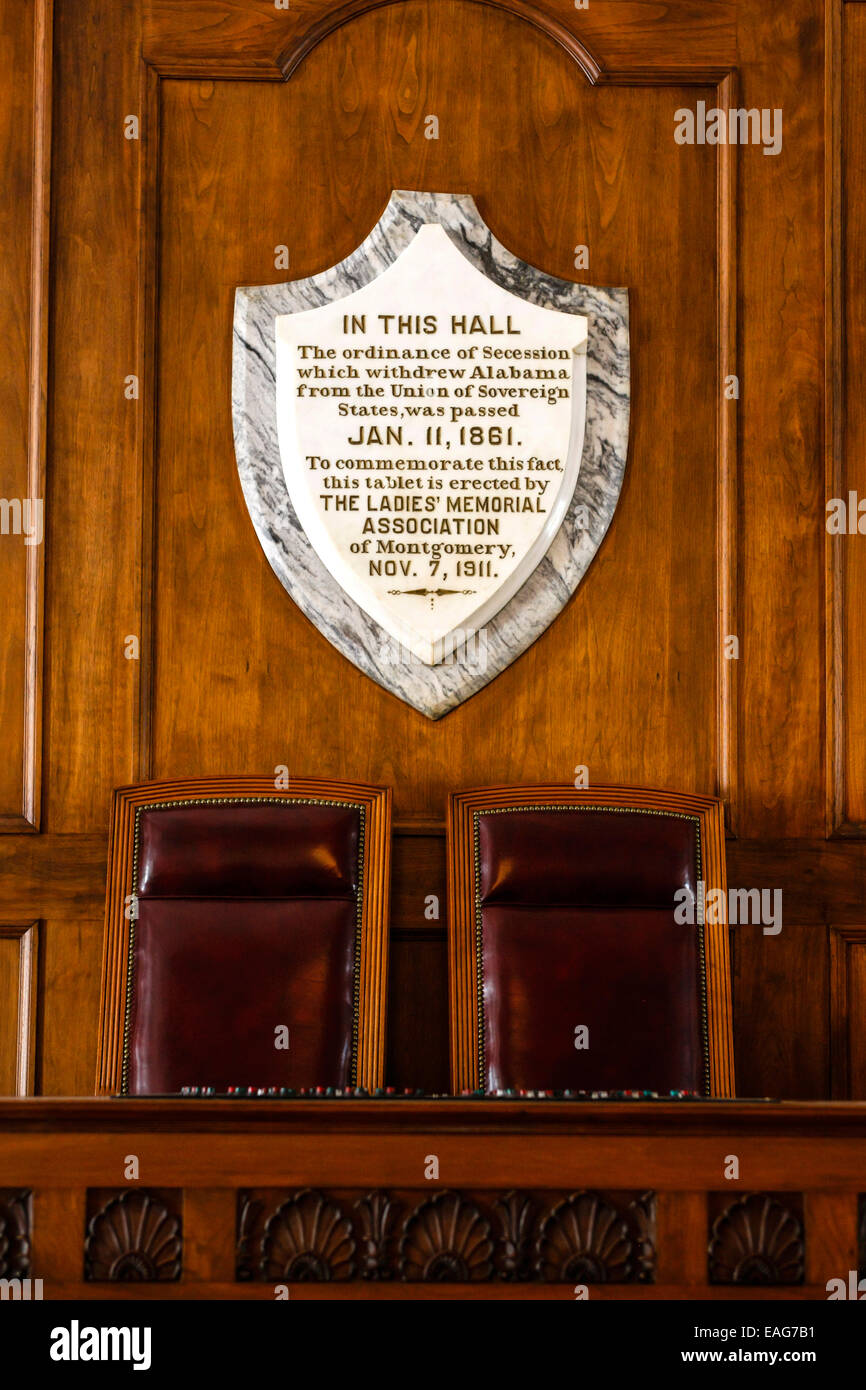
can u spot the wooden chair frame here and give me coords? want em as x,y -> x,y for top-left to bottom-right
96,776 -> 391,1095
447,784 -> 735,1097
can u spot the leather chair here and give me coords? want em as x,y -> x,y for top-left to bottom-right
96,777 -> 391,1095
447,785 -> 734,1096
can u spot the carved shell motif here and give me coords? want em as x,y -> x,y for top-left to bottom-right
709,1194 -> 804,1285
535,1192 -> 632,1283
261,1189 -> 355,1281
400,1191 -> 494,1281
85,1191 -> 182,1282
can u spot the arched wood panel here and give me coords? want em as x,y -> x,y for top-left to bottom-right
153,1 -> 725,815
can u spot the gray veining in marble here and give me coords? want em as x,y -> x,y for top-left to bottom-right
232,190 -> 630,718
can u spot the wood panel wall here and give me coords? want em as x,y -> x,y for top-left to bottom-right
0,0 -> 860,1099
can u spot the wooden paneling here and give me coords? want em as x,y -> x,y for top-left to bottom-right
39,919 -> 104,1097
733,923 -> 829,1100
831,0 -> 866,832
44,0 -> 144,832
0,0 -> 856,1100
0,0 -> 50,832
386,929 -> 449,1093
153,8 -> 722,809
830,926 -> 866,1098
0,923 -> 39,1095
143,0 -> 738,80
738,0 -> 825,839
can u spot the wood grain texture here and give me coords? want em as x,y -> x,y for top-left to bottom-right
143,0 -> 737,78
386,929 -> 449,1092
830,927 -> 866,1098
737,0 -> 824,838
0,923 -> 39,1095
834,1 -> 866,832
44,0 -> 143,832
805,1190 -> 858,1287
0,0 -> 50,832
39,918 -> 104,1097
95,776 -> 392,1094
733,923 -> 829,1100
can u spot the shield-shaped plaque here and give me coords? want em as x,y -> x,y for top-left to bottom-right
233,191 -> 629,717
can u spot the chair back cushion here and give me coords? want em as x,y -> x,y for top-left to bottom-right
126,799 -> 362,1094
475,805 -> 706,1093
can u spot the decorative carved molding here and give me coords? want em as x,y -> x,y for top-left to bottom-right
238,1189 -> 355,1282
263,1190 -> 355,1282
494,1189 -> 536,1281
534,1190 -> 655,1284
709,1193 -> 805,1285
0,1191 -> 32,1279
536,1192 -> 629,1283
400,1191 -> 494,1282
84,1190 -> 182,1283
237,1188 -> 654,1283
142,0 -> 736,86
277,0 -> 601,86
355,1189 -> 397,1280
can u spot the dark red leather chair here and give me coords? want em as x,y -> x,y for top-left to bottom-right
447,786 -> 734,1096
96,777 -> 391,1095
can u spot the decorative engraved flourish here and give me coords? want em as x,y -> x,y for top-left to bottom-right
236,1193 -> 263,1282
494,1190 -> 535,1281
400,1191 -> 494,1281
354,1190 -> 397,1280
0,1192 -> 31,1279
534,1192 -> 632,1283
709,1194 -> 804,1285
628,1191 -> 657,1284
85,1191 -> 181,1282
234,1186 -> 655,1284
261,1189 -> 355,1282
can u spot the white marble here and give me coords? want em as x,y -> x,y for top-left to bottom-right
233,191 -> 629,717
275,224 -> 587,665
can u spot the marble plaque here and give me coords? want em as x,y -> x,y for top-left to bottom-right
233,191 -> 629,717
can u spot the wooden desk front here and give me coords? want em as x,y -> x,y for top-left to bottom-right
0,1099 -> 863,1300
